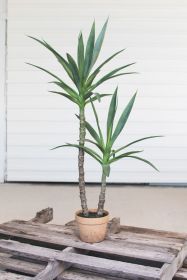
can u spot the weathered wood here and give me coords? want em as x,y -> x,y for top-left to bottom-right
160,242 -> 187,280
108,217 -> 120,234
29,207 -> 53,223
0,255 -> 44,275
120,225 -> 187,240
0,239 -> 160,280
34,260 -> 65,280
0,271 -> 32,279
0,239 -> 60,262
174,267 -> 187,279
0,254 -> 126,280
34,247 -> 75,280
0,215 -> 187,279
0,221 -> 179,263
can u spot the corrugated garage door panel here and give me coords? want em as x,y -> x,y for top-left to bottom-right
7,0 -> 187,183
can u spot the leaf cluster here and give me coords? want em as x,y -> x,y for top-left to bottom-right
55,88 -> 162,176
27,19 -> 136,108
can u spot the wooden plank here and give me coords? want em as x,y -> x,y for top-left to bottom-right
159,242 -> 187,280
0,221 -> 178,263
174,267 -> 187,279
0,240 -> 161,280
34,260 -> 66,280
120,225 -> 187,240
0,254 -> 43,274
59,267 -> 127,280
57,251 -> 161,280
0,271 -> 32,279
0,239 -> 59,262
0,255 -> 126,280
25,220 -> 186,250
0,254 -> 186,280
34,247 -> 75,280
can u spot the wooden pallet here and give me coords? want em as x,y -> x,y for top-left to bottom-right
0,209 -> 187,279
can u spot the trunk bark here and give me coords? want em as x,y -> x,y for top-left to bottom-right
97,171 -> 107,216
78,107 -> 89,216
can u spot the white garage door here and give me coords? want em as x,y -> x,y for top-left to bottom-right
7,0 -> 187,183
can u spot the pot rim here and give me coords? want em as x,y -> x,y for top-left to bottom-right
75,209 -> 109,225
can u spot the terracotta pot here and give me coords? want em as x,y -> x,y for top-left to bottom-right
75,209 -> 109,243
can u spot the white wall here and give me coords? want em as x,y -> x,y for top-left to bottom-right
0,0 -> 6,183
6,0 -> 187,183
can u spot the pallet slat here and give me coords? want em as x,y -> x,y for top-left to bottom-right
0,271 -> 31,279
0,221 -> 180,263
0,239 -> 161,280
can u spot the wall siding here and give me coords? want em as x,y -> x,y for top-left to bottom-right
0,0 -> 7,183
7,0 -> 187,183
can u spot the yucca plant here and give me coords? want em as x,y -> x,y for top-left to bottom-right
55,88 -> 161,216
28,20 -> 136,216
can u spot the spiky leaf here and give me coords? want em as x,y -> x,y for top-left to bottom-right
126,155 -> 159,171
84,21 -> 95,78
28,36 -> 74,81
49,91 -> 79,105
107,87 -> 118,142
86,94 -> 111,104
67,53 -> 80,88
91,19 -> 108,67
77,32 -> 84,80
115,136 -> 163,154
109,150 -> 143,163
90,98 -> 104,146
111,92 -> 137,145
52,143 -> 102,163
87,49 -> 125,85
51,81 -> 78,100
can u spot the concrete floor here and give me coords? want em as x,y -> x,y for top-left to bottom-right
0,183 -> 187,233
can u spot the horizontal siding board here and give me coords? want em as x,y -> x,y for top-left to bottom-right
7,0 -> 187,183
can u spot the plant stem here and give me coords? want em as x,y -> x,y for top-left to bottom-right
78,106 -> 89,216
97,171 -> 107,216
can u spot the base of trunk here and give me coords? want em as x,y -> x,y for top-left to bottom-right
75,209 -> 109,243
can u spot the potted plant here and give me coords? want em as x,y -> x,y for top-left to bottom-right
55,88 -> 160,242
28,20 -> 161,243
28,20 -> 135,217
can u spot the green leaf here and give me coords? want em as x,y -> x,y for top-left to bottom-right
126,156 -> 159,171
26,63 -> 63,82
85,69 -> 100,87
77,32 -> 84,80
107,88 -> 118,142
67,53 -> 80,88
51,81 -> 78,100
28,36 -> 74,81
84,21 -> 95,78
102,164 -> 110,177
111,92 -> 137,145
49,91 -> 79,105
90,98 -> 104,146
85,120 -> 101,145
109,150 -> 143,163
86,94 -> 111,104
88,49 -> 125,84
91,18 -> 108,68
115,136 -> 163,154
91,63 -> 136,90
52,143 -> 102,163
85,139 -> 104,152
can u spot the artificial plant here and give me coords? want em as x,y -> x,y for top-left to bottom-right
55,88 -> 161,216
28,20 -> 135,216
